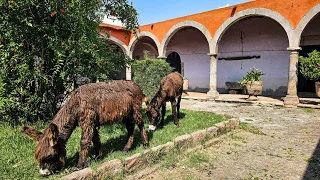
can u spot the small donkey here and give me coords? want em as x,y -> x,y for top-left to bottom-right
146,72 -> 184,131
21,81 -> 148,175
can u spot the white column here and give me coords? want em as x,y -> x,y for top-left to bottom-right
207,53 -> 219,98
283,47 -> 301,107
125,66 -> 132,80
126,52 -> 133,80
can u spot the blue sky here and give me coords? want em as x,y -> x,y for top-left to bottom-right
129,0 -> 250,25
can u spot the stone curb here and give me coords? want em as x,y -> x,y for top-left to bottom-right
62,168 -> 94,180
62,119 -> 239,179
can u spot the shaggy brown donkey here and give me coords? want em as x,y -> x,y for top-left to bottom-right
146,72 -> 184,131
21,81 -> 148,175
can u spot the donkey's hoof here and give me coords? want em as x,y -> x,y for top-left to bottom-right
122,147 -> 130,152
143,143 -> 150,148
77,162 -> 88,169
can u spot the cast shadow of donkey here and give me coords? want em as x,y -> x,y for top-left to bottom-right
21,81 -> 149,176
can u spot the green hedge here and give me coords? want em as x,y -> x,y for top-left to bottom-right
299,50 -> 320,81
132,59 -> 173,100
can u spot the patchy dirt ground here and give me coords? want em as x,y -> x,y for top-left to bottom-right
128,99 -> 320,180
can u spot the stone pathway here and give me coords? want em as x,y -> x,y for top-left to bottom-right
128,99 -> 320,180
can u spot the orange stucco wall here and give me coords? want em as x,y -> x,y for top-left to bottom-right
100,0 -> 320,47
137,0 -> 320,43
99,26 -> 130,46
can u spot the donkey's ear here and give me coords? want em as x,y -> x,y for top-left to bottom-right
20,126 -> 43,141
47,123 -> 59,147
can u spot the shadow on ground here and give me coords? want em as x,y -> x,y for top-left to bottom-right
303,140 -> 320,180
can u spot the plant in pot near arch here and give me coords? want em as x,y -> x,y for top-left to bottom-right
239,67 -> 265,101
299,50 -> 320,98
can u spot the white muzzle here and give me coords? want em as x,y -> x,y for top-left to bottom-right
39,168 -> 51,176
149,125 -> 156,131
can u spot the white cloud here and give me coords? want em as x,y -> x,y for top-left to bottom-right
218,4 -> 230,9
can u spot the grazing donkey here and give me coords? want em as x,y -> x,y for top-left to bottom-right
21,81 -> 148,175
146,72 -> 184,131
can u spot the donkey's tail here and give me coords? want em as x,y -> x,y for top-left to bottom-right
183,90 -> 189,96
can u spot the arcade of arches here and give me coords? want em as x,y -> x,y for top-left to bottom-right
103,0 -> 320,107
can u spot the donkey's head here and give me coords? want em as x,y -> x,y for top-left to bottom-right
146,102 -> 160,131
21,123 -> 66,176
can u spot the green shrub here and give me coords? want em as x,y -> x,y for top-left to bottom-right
239,67 -> 265,86
299,50 -> 320,81
132,55 -> 173,100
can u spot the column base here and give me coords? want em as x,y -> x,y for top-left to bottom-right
207,90 -> 219,99
283,95 -> 299,107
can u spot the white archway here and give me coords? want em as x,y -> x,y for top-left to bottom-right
160,20 -> 213,56
128,31 -> 161,58
293,3 -> 320,48
107,36 -> 129,56
212,8 -> 294,53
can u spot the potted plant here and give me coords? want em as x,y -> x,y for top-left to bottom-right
299,50 -> 320,97
183,77 -> 188,90
239,67 -> 265,100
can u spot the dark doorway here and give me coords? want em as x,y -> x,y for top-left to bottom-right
298,45 -> 320,93
166,52 -> 181,73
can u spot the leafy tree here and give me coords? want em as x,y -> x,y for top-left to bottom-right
299,50 -> 320,81
0,0 -> 138,122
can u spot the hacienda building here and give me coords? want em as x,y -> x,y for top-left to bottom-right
99,0 -> 320,107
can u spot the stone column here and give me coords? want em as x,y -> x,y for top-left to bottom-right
157,56 -> 167,60
125,66 -> 132,80
283,47 -> 301,107
126,52 -> 133,80
207,53 -> 219,98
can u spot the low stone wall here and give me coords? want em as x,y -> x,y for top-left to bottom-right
62,118 -> 240,180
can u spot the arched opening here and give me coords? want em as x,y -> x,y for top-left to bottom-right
217,16 -> 289,96
298,12 -> 320,95
166,52 -> 181,74
107,41 -> 126,80
131,37 -> 159,60
166,27 -> 210,92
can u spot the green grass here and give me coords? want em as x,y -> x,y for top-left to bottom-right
301,108 -> 315,113
0,108 -> 228,179
239,122 -> 266,135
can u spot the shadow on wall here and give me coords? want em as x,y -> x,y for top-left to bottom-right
303,140 -> 320,180
188,87 -> 209,93
217,86 -> 287,97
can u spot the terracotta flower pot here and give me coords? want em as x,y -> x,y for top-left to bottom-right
316,82 -> 320,97
246,81 -> 263,97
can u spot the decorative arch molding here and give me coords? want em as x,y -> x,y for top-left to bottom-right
160,21 -> 213,57
128,31 -> 161,58
107,36 -> 129,56
293,3 -> 320,47
212,8 -> 294,53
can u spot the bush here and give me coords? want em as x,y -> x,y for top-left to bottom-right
299,50 -> 320,81
239,67 -> 265,86
132,55 -> 173,100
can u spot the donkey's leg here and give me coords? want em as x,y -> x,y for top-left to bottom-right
138,122 -> 149,147
77,110 -> 95,168
177,96 -> 182,119
160,103 -> 166,126
171,99 -> 179,127
133,102 -> 149,147
123,120 -> 135,152
92,128 -> 102,159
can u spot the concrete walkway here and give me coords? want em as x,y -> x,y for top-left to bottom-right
182,92 -> 320,109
